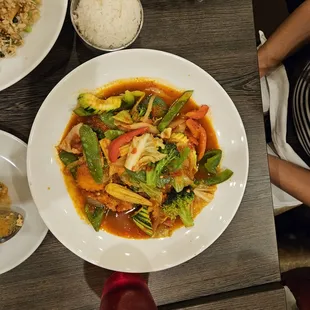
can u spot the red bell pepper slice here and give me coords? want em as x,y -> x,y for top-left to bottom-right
108,127 -> 148,162
186,105 -> 209,119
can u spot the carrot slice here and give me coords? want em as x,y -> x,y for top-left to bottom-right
189,136 -> 199,146
186,119 -> 201,138
186,105 -> 209,119
197,126 -> 207,161
185,129 -> 198,146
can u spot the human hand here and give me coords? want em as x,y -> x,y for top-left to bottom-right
257,44 -> 279,78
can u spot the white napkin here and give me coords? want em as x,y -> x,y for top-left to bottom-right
285,286 -> 299,310
259,31 -> 309,210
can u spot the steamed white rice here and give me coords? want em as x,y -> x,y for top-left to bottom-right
73,0 -> 142,49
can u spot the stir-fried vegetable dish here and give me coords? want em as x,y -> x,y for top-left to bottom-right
57,79 -> 233,239
0,0 -> 41,58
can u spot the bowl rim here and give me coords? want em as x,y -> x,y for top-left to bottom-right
70,0 -> 144,52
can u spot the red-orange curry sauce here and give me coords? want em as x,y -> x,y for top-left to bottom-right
58,79 -> 219,239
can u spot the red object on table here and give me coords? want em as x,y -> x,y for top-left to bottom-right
100,272 -> 157,310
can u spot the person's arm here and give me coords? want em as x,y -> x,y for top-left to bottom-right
258,0 -> 310,77
268,155 -> 310,206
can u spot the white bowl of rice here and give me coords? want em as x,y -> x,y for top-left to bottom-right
71,0 -> 144,52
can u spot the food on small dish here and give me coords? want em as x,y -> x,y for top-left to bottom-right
0,182 -> 11,208
72,0 -> 143,50
0,182 -> 23,241
0,0 -> 41,58
0,211 -> 24,242
57,78 -> 233,239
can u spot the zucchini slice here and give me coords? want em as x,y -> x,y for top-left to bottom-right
78,93 -> 122,114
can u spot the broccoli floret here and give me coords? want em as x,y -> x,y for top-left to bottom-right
134,95 -> 150,118
138,101 -> 148,117
162,187 -> 195,227
146,143 -> 179,187
161,143 -> 179,157
151,96 -> 168,118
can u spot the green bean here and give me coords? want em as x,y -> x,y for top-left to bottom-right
79,125 -> 103,184
158,90 -> 193,132
203,149 -> 222,174
205,169 -> 234,186
85,204 -> 105,232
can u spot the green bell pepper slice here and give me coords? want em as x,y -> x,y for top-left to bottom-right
104,130 -> 125,140
203,149 -> 222,174
205,169 -> 234,186
85,204 -> 105,232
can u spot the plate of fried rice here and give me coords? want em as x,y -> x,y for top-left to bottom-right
0,0 -> 68,91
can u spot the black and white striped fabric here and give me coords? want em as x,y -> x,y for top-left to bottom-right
293,61 -> 310,157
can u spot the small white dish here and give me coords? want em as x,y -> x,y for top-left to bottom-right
70,0 -> 144,52
27,49 -> 249,272
0,0 -> 68,91
0,131 -> 47,275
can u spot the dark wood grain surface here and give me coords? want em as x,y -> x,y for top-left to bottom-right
168,288 -> 287,310
0,0 -> 283,309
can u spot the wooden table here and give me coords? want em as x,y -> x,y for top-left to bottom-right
0,0 -> 286,309
168,287 -> 287,310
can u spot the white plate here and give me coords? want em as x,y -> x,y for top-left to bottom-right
27,49 -> 249,272
0,131 -> 47,275
0,0 -> 68,91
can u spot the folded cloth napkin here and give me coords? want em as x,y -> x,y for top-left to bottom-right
285,286 -> 299,310
259,31 -> 309,210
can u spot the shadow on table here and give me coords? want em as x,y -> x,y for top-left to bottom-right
75,37 -> 103,64
83,244 -> 151,298
83,261 -> 112,298
83,261 -> 149,298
